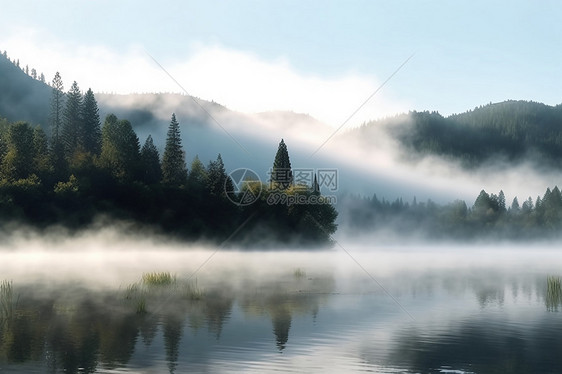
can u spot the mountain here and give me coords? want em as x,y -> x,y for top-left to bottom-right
355,100 -> 562,169
0,53 -> 50,126
6,51 -> 562,204
0,53 -> 346,191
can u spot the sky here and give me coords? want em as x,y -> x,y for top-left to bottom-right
1,0 -> 561,128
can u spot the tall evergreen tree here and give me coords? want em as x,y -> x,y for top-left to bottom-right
49,72 -> 64,143
187,155 -> 208,193
312,173 -> 320,195
99,114 -> 141,182
207,154 -> 228,197
81,88 -> 102,155
32,126 -> 51,178
62,81 -> 83,158
140,135 -> 162,185
498,190 -> 506,213
522,197 -> 534,213
49,73 -> 68,181
2,122 -> 35,180
511,197 -> 520,212
162,113 -> 187,185
271,138 -> 293,189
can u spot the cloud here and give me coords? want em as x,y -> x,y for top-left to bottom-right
0,29 -> 409,128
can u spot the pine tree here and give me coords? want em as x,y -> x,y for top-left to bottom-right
162,113 -> 187,185
187,155 -> 208,193
99,114 -> 141,182
32,126 -> 51,179
31,68 -> 37,80
49,72 -> 67,180
312,173 -> 320,195
498,190 -> 506,213
140,135 -> 161,184
207,154 -> 228,197
522,197 -> 534,213
271,138 -> 293,189
49,72 -> 64,143
81,88 -> 102,155
511,197 -> 520,212
2,122 -> 35,180
62,81 -> 83,158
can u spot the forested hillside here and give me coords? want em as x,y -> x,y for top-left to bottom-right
357,101 -> 562,168
0,52 -> 339,246
0,52 -> 50,126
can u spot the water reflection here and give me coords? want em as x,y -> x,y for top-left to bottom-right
546,276 -> 562,312
2,248 -> 562,373
0,269 -> 335,373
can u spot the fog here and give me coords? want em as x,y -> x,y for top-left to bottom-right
2,225 -> 562,289
3,227 -> 562,373
96,91 -> 562,207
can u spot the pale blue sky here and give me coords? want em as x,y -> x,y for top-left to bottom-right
1,0 -> 561,124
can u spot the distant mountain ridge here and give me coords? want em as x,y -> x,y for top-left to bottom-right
0,52 -> 50,126
0,52 -> 338,187
3,51 -> 562,173
356,100 -> 562,168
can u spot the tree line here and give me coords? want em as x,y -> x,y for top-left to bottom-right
1,50 -> 46,83
0,73 -> 338,246
341,186 -> 562,240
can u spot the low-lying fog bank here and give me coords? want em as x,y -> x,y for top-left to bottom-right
1,225 -> 562,291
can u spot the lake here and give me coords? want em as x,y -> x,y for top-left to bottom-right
1,232 -> 562,373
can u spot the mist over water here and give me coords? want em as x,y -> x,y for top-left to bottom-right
3,228 -> 562,373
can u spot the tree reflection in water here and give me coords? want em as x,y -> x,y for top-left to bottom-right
0,269 -> 334,373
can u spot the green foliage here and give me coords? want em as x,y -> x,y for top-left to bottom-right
206,154 -> 228,198
0,280 -> 14,323
31,126 -> 51,180
99,114 -> 140,182
546,276 -> 562,311
54,174 -> 79,195
344,184 -> 562,241
140,135 -> 161,185
9,174 -> 41,191
187,155 -> 208,193
142,272 -> 175,286
162,113 -> 187,186
0,103 -> 337,246
49,72 -> 64,142
81,88 -> 102,155
271,138 -> 293,189
1,122 -> 35,181
362,101 -> 562,169
62,81 -> 83,158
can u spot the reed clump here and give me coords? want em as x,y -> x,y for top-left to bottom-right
124,272 -> 204,313
142,272 -> 175,286
293,268 -> 307,280
546,275 -> 562,311
0,280 -> 15,324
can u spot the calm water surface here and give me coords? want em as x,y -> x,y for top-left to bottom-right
1,238 -> 562,373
